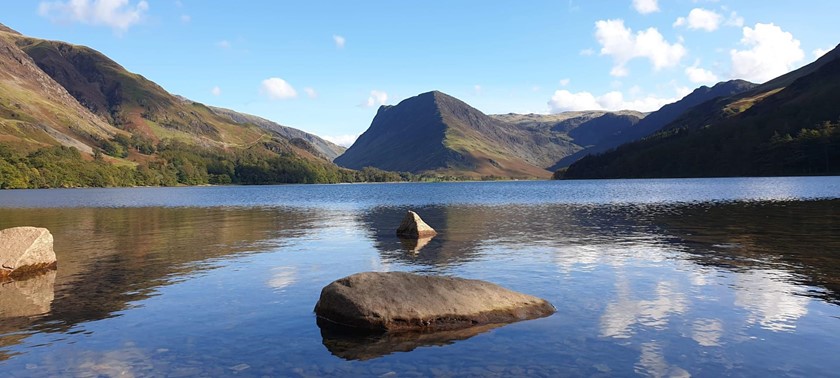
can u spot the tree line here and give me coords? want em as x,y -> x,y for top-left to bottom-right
0,138 -> 420,189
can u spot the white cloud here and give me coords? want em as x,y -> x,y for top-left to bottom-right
210,86 -> 221,96
322,134 -> 359,148
730,23 -> 804,83
685,63 -> 718,83
38,0 -> 149,33
217,39 -> 231,49
674,8 -> 722,31
548,90 -> 601,111
303,87 -> 318,98
579,48 -> 595,56
333,35 -> 346,49
559,78 -> 570,86
548,88 -> 681,113
813,47 -> 830,59
632,0 -> 659,14
595,19 -> 686,77
474,85 -> 482,94
363,90 -> 388,107
180,14 -> 190,23
260,78 -> 297,100
725,11 -> 744,27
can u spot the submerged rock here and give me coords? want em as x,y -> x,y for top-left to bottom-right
396,210 -> 437,238
314,271 -> 554,332
0,227 -> 57,280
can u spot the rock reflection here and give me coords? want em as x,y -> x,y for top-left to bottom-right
318,319 -> 501,361
0,270 -> 55,319
398,235 -> 434,253
0,271 -> 56,360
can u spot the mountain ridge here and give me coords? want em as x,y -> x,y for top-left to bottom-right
336,90 -> 600,178
563,43 -> 840,179
549,79 -> 758,170
0,24 -> 369,188
0,25 -> 339,162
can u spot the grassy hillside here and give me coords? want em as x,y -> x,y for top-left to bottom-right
0,24 -> 372,188
16,36 -> 269,149
207,105 -> 345,161
0,30 -> 120,155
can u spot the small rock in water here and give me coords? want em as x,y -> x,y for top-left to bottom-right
396,210 -> 437,238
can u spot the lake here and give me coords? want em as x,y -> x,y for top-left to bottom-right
1,177 -> 840,377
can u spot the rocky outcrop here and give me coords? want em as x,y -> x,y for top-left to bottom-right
396,210 -> 437,238
314,272 -> 554,332
0,227 -> 57,280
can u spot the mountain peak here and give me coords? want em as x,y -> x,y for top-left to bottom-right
335,91 -> 578,178
413,90 -> 458,103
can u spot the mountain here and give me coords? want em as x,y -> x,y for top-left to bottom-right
14,34 -> 341,160
0,26 -> 117,155
550,79 -> 757,170
205,105 -> 344,161
0,23 -> 356,188
563,43 -> 840,179
335,91 -> 625,178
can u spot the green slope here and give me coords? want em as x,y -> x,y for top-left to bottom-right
0,23 -> 374,188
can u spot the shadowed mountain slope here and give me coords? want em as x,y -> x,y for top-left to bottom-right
564,43 -> 840,178
336,91 -> 649,179
336,91 -> 563,178
550,80 -> 757,170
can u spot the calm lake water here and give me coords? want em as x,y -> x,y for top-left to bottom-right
1,177 -> 840,377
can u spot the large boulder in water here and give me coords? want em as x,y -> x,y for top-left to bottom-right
396,210 -> 437,238
314,272 -> 554,332
0,227 -> 57,280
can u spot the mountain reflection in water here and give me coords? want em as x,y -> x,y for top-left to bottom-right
0,193 -> 838,376
0,207 -> 324,360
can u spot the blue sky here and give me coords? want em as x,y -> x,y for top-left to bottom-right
5,1 -> 840,146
